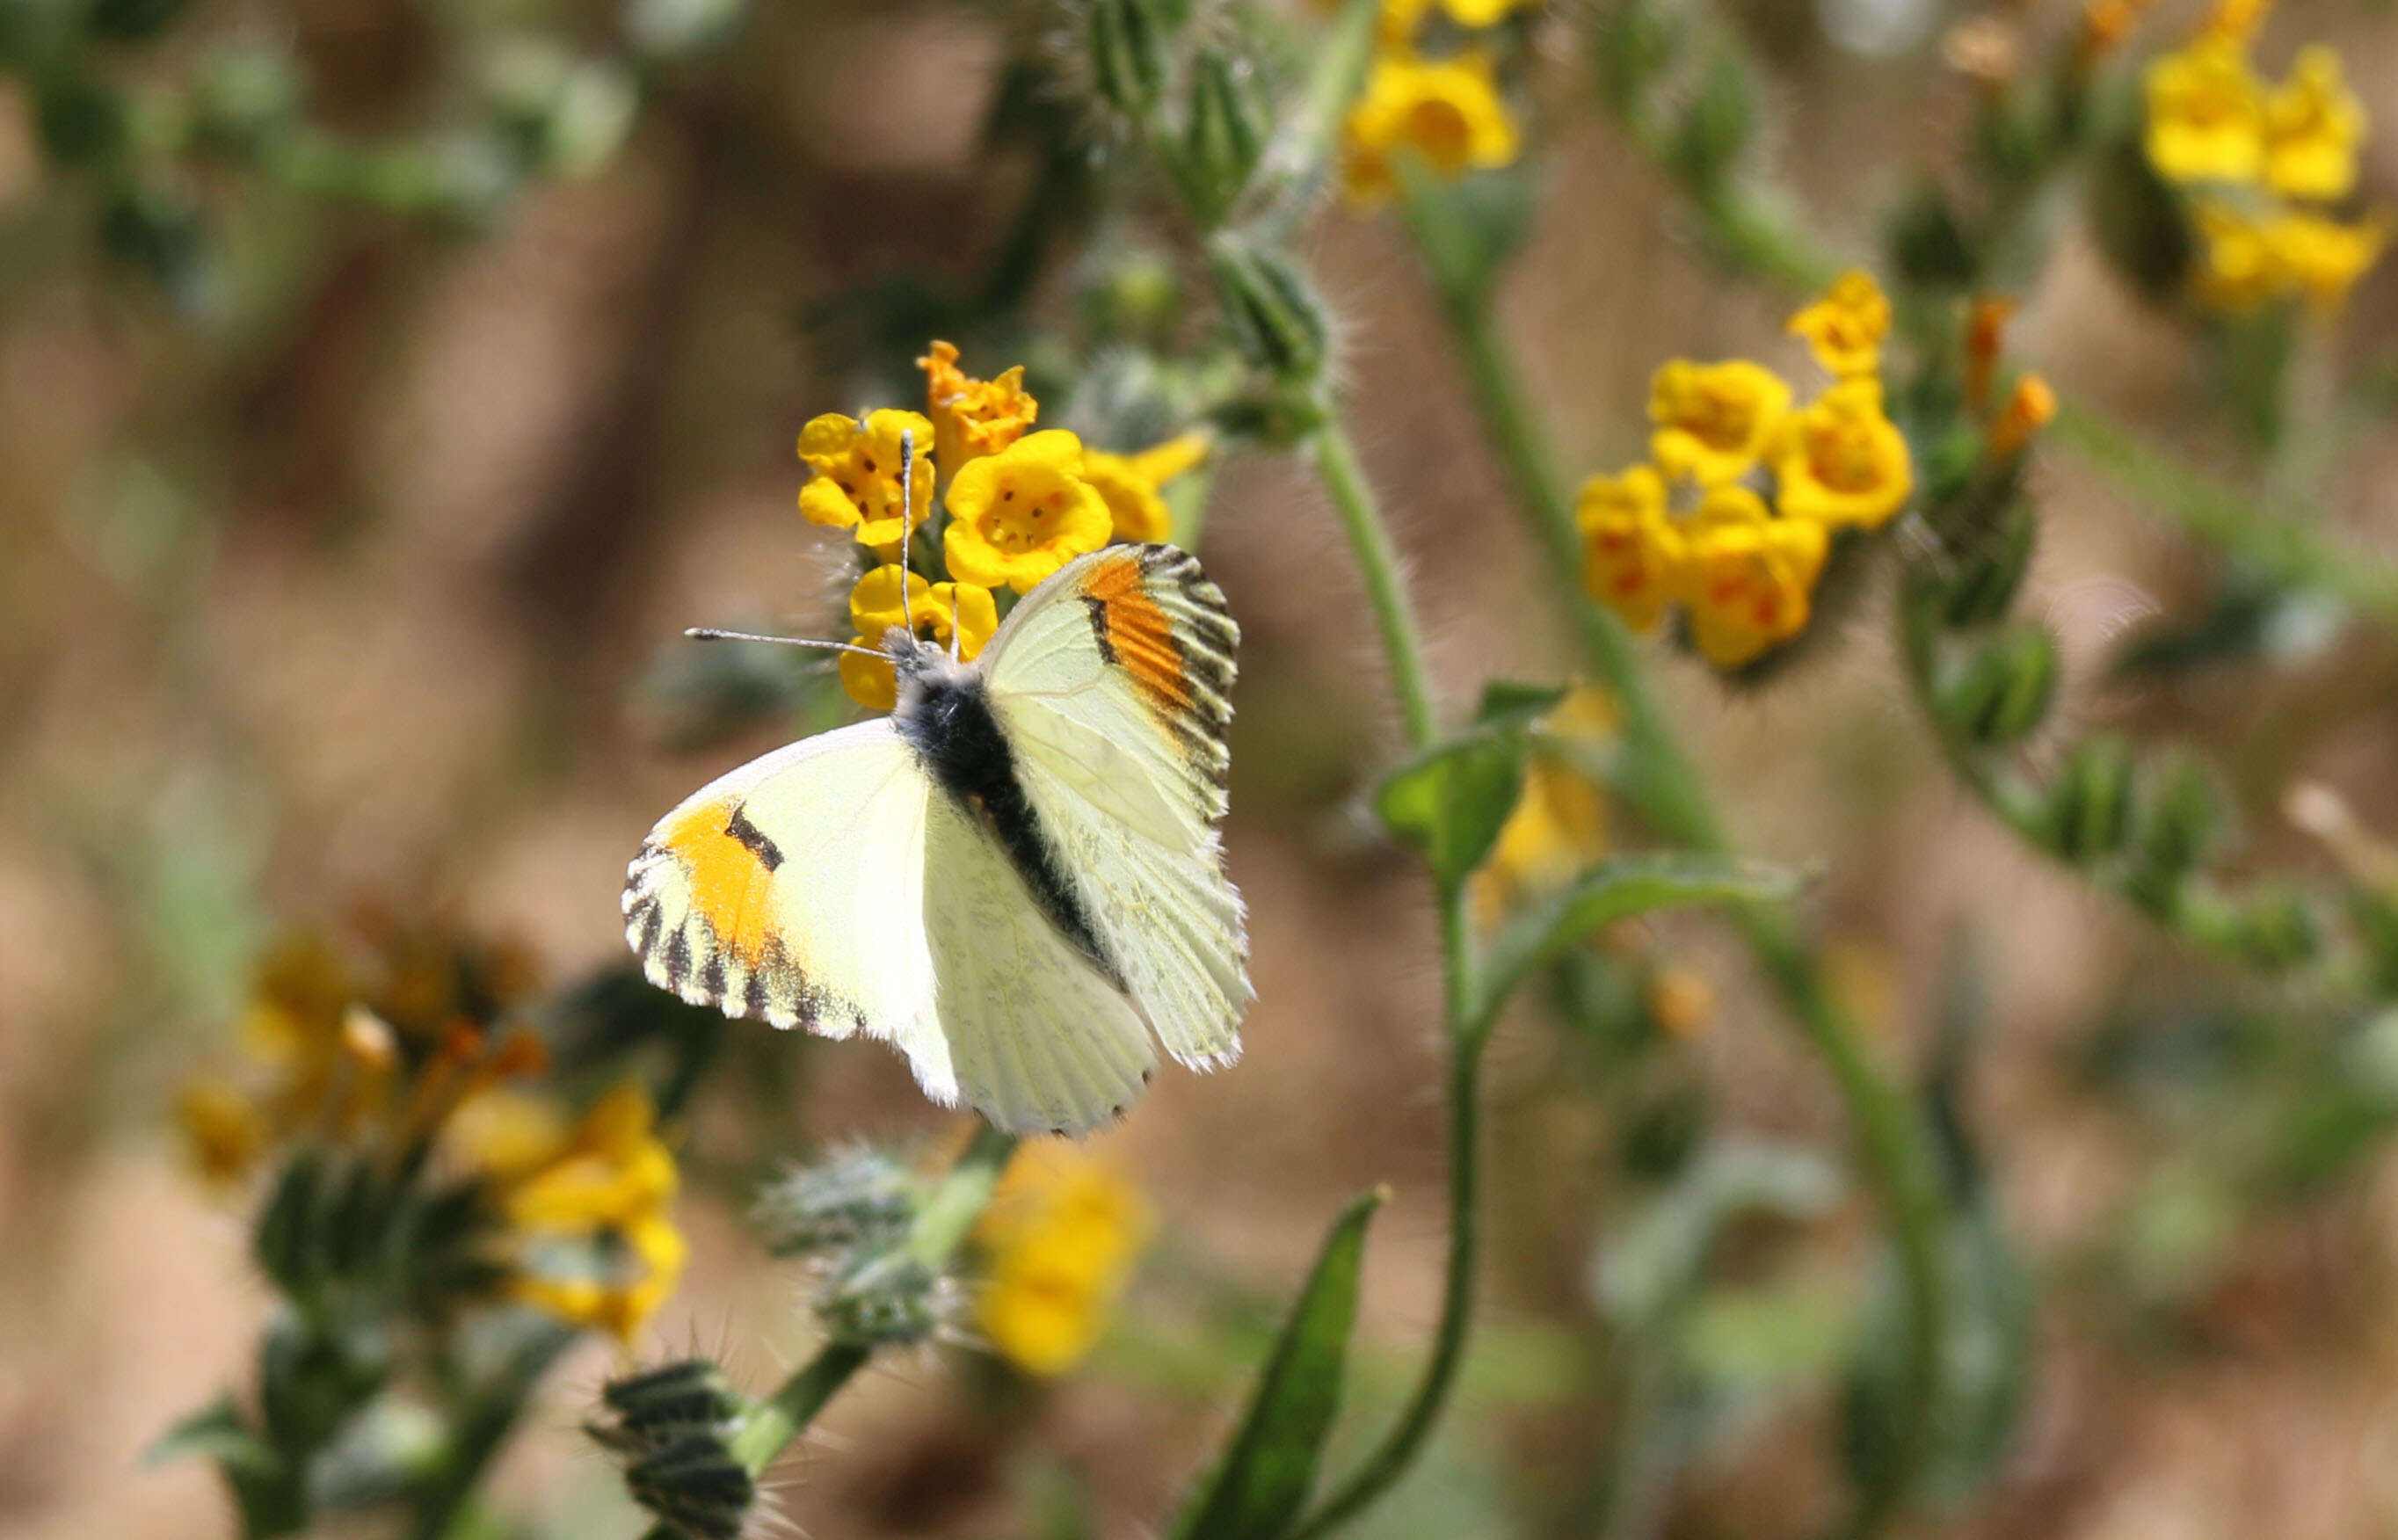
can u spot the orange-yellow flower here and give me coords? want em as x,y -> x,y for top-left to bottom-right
2264,208 -> 2389,314
476,1081 -> 688,1346
1083,432 -> 1210,543
1647,360 -> 1791,486
1769,378 -> 1913,530
1987,374 -> 2057,461
943,430 -> 1114,594
1470,686 -> 1617,927
2192,198 -> 2281,309
1678,488 -> 1828,668
837,564 -> 999,709
919,341 -> 1038,478
1577,465 -> 1684,633
2263,47 -> 2365,201
1341,51 -> 1520,207
976,1144 -> 1152,1377
1787,270 -> 1892,379
798,409 -> 937,560
2143,38 -> 2265,185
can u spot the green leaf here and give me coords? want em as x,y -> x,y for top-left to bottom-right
1479,854 -> 1797,1024
1171,1187 -> 1386,1540
147,1397 -> 281,1476
1377,734 -> 1526,894
1473,679 -> 1567,727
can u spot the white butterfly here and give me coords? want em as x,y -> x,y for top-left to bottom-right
623,541 -> 1250,1135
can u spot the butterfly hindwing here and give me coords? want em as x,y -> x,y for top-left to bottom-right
981,544 -> 1252,1071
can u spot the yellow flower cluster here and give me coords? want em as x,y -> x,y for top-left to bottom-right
974,1143 -> 1153,1377
173,927 -> 691,1345
452,1082 -> 688,1345
1341,0 -> 1529,205
798,343 -> 1209,708
1576,271 -> 1912,669
2141,6 -> 2385,314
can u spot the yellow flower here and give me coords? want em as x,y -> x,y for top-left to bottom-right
919,340 -> 1038,478
1987,374 -> 2057,461
2143,39 -> 2265,185
2264,47 -> 2365,201
1678,488 -> 1828,668
1576,464 -> 1685,633
1647,360 -> 1791,486
477,1081 -> 688,1346
1376,0 -> 1533,46
837,565 -> 1000,709
2192,198 -> 2282,309
1083,432 -> 1210,543
2264,208 -> 2389,314
798,409 -> 937,560
1341,51 -> 1521,207
943,430 -> 1115,594
2195,0 -> 2267,47
976,1144 -> 1152,1377
177,1077 -> 268,1187
1769,378 -> 1913,530
1647,965 -> 1715,1040
1787,269 -> 1892,379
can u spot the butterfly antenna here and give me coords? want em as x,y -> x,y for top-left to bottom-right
897,427 -> 918,643
686,628 -> 884,660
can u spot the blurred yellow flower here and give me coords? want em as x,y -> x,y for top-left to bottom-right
1769,378 -> 1913,530
1987,374 -> 2058,462
1647,360 -> 1791,486
944,430 -> 1115,594
2264,47 -> 2364,200
2143,39 -> 2264,185
1380,0 -> 1536,43
838,565 -> 999,709
1577,465 -> 1684,633
1084,432 -> 1210,543
2265,208 -> 2389,313
919,341 -> 1038,480
1679,488 -> 1828,669
1787,269 -> 1893,379
976,1143 -> 1152,1377
798,409 -> 937,560
2196,0 -> 2267,47
1647,965 -> 1715,1040
177,1077 -> 268,1187
477,1081 -> 688,1346
2192,198 -> 2280,309
1341,51 -> 1520,207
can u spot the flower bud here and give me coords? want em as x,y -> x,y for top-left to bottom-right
2043,736 -> 2136,864
1181,48 -> 1265,229
1087,0 -> 1166,123
2228,888 -> 2319,970
591,1359 -> 748,1455
752,1149 -> 918,1258
1938,625 -> 2058,747
818,1253 -> 948,1346
625,1431 -> 756,1540
2136,752 -> 2228,881
1210,238 -> 1327,384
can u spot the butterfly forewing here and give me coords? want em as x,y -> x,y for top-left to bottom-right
982,544 -> 1252,1071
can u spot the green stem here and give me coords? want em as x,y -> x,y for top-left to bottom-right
2049,399 -> 2398,628
1309,419 -> 1441,752
1286,406 -> 1489,1534
1404,201 -> 1951,1529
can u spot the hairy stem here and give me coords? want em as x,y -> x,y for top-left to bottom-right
1405,196 -> 1951,1527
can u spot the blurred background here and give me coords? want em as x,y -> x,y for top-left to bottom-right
4,0 -> 2398,1536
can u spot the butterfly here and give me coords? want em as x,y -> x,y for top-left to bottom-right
623,541 -> 1250,1135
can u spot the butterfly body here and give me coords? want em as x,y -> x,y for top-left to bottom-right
624,544 -> 1248,1134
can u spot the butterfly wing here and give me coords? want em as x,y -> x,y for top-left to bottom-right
624,715 -> 1156,1134
921,788 -> 1158,1133
622,718 -> 957,1103
979,543 -> 1251,1071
